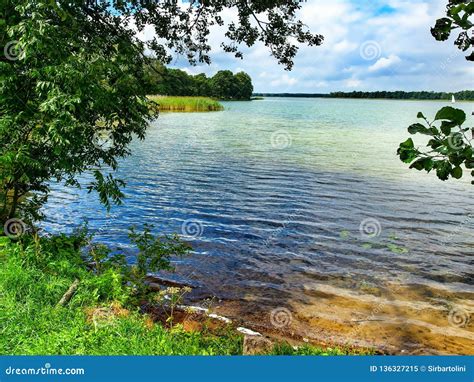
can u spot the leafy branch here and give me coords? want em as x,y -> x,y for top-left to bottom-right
398,107 -> 473,183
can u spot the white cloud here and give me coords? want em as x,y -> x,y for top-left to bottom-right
270,74 -> 298,87
137,0 -> 473,92
369,54 -> 402,72
333,40 -> 359,53
345,78 -> 362,88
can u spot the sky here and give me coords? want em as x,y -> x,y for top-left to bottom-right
139,0 -> 473,93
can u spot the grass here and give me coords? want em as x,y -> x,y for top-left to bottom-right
0,234 -> 362,355
148,96 -> 224,112
0,235 -> 240,355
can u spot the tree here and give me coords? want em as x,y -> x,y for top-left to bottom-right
397,0 -> 473,184
192,73 -> 212,97
234,71 -> 254,100
0,0 -> 323,223
209,70 -> 237,99
143,66 -> 254,100
143,60 -> 168,95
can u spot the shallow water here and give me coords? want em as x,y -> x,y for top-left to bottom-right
42,98 -> 474,353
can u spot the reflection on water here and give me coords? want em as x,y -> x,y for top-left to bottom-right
42,98 -> 474,353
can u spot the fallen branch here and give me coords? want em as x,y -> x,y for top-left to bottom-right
57,279 -> 80,307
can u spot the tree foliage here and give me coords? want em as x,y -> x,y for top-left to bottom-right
328,90 -> 474,101
144,62 -> 253,100
397,0 -> 473,184
0,0 -> 322,223
430,0 -> 473,61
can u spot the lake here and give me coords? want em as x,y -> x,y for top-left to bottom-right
42,98 -> 473,354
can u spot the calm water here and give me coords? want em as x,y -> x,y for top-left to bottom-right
42,98 -> 473,350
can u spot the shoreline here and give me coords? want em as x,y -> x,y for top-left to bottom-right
148,273 -> 473,356
255,96 -> 474,103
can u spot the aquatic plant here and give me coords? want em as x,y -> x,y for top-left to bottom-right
148,96 -> 224,112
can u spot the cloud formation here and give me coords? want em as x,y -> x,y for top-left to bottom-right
146,0 -> 474,93
369,55 -> 402,72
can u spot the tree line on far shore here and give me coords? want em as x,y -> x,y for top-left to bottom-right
144,61 -> 253,100
329,90 -> 474,100
254,90 -> 474,100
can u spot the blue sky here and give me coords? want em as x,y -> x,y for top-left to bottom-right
139,0 -> 473,93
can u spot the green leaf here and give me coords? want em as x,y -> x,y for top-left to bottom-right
451,166 -> 463,179
440,120 -> 456,135
409,158 -> 434,172
463,146 -> 473,159
397,139 -> 419,163
466,160 -> 474,169
409,159 -> 425,170
427,139 -> 442,149
434,107 -> 466,125
416,112 -> 426,119
435,161 -> 452,181
399,138 -> 414,149
448,152 -> 465,166
408,123 -> 432,135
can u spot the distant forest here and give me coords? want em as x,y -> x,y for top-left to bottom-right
144,61 -> 253,100
254,91 -> 474,100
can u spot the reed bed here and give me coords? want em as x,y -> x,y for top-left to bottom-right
148,96 -> 224,112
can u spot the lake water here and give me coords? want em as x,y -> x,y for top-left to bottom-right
42,98 -> 474,354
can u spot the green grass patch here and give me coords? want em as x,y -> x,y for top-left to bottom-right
0,235 -> 240,355
269,342 -> 374,356
0,234 -> 364,355
148,96 -> 224,112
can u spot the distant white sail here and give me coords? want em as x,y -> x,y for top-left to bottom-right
452,95 -> 456,103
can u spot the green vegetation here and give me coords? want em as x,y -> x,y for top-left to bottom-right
398,0 -> 473,184
145,63 -> 254,100
431,0 -> 473,61
0,234 -> 241,355
148,96 -> 224,112
270,343 -> 373,356
329,90 -> 474,100
0,233 -> 360,356
398,107 -> 473,184
1,0 -> 321,224
0,1 -> 328,357
253,90 -> 474,100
